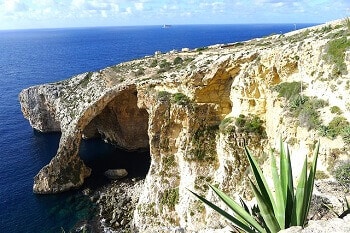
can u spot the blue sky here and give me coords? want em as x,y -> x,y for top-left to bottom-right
0,0 -> 349,30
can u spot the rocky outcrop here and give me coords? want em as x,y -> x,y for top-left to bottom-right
19,83 -> 61,132
279,214 -> 350,233
20,19 -> 350,231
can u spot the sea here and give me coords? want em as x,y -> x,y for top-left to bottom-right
0,24 -> 316,232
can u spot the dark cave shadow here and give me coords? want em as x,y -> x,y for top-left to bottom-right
79,138 -> 151,189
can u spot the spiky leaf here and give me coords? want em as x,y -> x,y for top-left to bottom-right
250,180 -> 281,233
245,147 -> 276,213
302,141 -> 319,225
188,189 -> 257,233
291,156 -> 308,225
270,150 -> 285,229
279,141 -> 294,226
209,184 -> 266,233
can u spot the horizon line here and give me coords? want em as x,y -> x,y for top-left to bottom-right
0,22 -> 323,32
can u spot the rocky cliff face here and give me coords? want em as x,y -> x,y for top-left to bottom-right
20,19 -> 350,231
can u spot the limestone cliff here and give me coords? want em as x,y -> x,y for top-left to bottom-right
20,19 -> 350,231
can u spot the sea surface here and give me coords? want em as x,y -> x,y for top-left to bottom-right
0,24 -> 316,232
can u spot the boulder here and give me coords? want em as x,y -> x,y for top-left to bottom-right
104,169 -> 128,179
279,214 -> 350,233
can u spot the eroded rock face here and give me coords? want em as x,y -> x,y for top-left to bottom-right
19,19 -> 350,231
19,84 -> 61,132
82,87 -> 149,150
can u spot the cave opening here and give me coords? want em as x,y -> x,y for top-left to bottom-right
79,139 -> 150,189
78,88 -> 151,189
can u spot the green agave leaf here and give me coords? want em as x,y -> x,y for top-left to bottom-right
302,141 -> 319,226
279,141 -> 294,226
209,184 -> 266,233
245,147 -> 276,214
237,197 -> 253,228
270,150 -> 285,229
187,189 -> 257,233
250,180 -> 281,233
291,156 -> 308,226
239,197 -> 251,214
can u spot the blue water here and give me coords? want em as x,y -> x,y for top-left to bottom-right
0,24 -> 316,232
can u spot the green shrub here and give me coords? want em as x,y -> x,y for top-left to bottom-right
334,162 -> 350,188
219,117 -> 234,132
330,106 -> 342,114
159,59 -> 171,69
173,56 -> 183,65
196,47 -> 208,51
273,81 -> 302,100
341,126 -> 350,144
133,67 -> 145,76
326,116 -> 350,139
80,72 -> 93,88
321,25 -> 333,33
345,17 -> 350,32
162,154 -> 176,170
297,102 -> 322,130
157,91 -> 171,102
235,114 -> 246,128
287,95 -> 328,130
324,36 -> 350,75
149,59 -> 158,67
161,188 -> 179,210
189,140 -> 320,232
234,114 -> 265,136
244,115 -> 265,135
157,59 -> 172,73
171,92 -> 191,106
190,125 -> 218,163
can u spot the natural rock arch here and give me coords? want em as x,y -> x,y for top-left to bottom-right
33,85 -> 150,194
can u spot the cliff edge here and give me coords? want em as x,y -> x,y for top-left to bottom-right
19,19 -> 350,232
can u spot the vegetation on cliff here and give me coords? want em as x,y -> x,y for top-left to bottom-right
190,140 -> 320,233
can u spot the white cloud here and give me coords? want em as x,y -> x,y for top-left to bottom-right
0,0 -> 348,29
110,3 -> 120,12
71,0 -> 86,9
68,0 -> 121,18
2,0 -> 28,14
134,2 -> 144,11
198,1 -> 225,14
123,6 -> 132,15
272,2 -> 284,7
180,11 -> 192,17
32,0 -> 56,7
100,9 -> 107,17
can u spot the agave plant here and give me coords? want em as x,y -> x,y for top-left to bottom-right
189,140 -> 319,233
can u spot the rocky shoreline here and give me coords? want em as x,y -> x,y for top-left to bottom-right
75,177 -> 145,233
